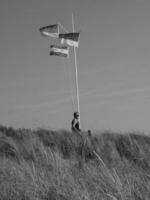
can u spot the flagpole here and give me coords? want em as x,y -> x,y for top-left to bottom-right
72,13 -> 81,125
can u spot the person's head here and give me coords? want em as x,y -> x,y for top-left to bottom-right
73,112 -> 79,119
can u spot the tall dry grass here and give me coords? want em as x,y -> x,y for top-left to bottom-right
0,125 -> 150,199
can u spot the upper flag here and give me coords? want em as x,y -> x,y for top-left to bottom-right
59,32 -> 80,47
50,45 -> 69,58
39,24 -> 59,38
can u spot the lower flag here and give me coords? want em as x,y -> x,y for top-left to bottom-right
50,45 -> 69,58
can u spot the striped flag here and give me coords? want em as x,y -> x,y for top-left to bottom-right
39,24 -> 59,38
59,32 -> 80,47
50,45 -> 69,58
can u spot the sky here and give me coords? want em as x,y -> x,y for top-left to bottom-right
1,0 -> 150,132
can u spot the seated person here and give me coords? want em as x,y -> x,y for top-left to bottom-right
71,112 -> 81,132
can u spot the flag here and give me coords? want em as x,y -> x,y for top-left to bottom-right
50,45 -> 69,58
59,32 -> 80,47
39,24 -> 59,37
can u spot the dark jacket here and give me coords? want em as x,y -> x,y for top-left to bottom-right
72,118 -> 81,132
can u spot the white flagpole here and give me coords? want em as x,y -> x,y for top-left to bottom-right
72,13 -> 81,125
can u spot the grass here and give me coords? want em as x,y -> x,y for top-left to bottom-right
0,125 -> 150,199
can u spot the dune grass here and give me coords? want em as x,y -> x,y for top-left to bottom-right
0,125 -> 150,199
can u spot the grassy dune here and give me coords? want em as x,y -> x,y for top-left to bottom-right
0,125 -> 150,200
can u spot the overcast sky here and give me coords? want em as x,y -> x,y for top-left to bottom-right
1,0 -> 150,132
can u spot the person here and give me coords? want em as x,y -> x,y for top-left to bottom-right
71,112 -> 81,132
